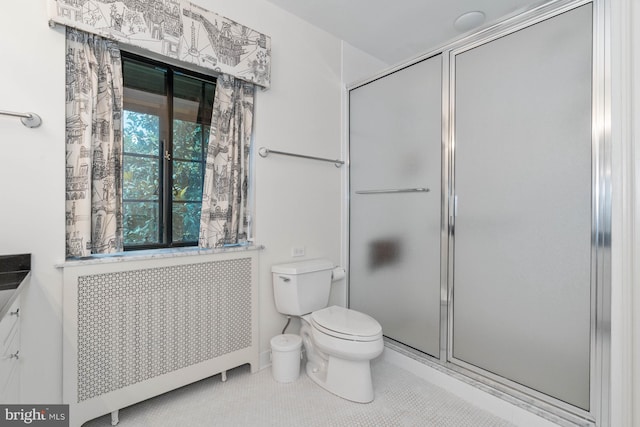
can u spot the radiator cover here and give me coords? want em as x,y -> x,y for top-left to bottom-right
63,251 -> 260,427
77,258 -> 252,402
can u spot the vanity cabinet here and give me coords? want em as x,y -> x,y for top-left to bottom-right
0,295 -> 21,403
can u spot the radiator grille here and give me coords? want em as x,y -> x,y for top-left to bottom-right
77,258 -> 252,402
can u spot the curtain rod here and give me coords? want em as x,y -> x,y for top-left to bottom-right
258,147 -> 344,168
0,110 -> 42,128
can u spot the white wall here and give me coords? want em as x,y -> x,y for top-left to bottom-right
341,41 -> 389,87
610,0 -> 640,425
0,0 -> 375,404
0,0 -> 66,403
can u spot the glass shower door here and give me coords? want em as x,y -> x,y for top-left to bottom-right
451,4 -> 593,410
349,55 -> 442,357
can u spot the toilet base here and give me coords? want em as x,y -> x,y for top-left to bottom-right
305,355 -> 375,403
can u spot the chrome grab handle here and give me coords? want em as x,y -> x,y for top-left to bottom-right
0,110 -> 42,128
355,187 -> 430,195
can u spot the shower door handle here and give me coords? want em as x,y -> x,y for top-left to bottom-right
355,187 -> 430,195
449,195 -> 458,236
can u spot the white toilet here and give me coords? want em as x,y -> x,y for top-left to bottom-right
271,259 -> 384,403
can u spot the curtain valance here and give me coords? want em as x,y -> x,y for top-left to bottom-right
48,0 -> 271,88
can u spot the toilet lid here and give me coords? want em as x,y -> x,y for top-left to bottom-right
310,306 -> 382,341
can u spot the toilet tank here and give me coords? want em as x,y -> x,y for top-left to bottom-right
271,259 -> 334,316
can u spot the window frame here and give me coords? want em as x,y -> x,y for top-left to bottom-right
121,51 -> 216,251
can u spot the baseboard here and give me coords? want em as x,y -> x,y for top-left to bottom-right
259,349 -> 271,370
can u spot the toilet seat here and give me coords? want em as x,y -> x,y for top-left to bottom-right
310,306 -> 382,342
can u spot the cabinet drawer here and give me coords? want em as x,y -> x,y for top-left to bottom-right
0,296 -> 20,391
0,356 -> 20,404
0,323 -> 19,388
0,298 -> 20,347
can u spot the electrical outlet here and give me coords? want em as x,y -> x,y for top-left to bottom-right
291,247 -> 305,257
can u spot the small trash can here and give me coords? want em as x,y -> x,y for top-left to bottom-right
270,334 -> 302,383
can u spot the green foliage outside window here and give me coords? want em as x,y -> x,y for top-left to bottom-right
123,110 -> 161,245
171,120 -> 210,243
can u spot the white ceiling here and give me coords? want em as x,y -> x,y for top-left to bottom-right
264,0 -> 546,64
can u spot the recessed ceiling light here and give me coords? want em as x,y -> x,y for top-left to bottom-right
454,11 -> 486,32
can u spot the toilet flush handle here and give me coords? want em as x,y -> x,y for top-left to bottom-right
279,276 -> 291,282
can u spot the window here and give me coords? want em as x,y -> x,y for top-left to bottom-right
122,53 -> 216,249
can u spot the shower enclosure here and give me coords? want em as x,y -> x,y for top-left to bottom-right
348,1 -> 609,425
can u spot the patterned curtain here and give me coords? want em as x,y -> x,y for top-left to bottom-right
65,28 -> 123,258
199,75 -> 255,248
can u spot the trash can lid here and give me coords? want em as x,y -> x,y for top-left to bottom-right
270,334 -> 302,351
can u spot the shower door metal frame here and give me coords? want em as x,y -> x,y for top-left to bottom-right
346,0 -> 610,426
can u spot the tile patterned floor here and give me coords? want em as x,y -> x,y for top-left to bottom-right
84,359 -> 515,426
